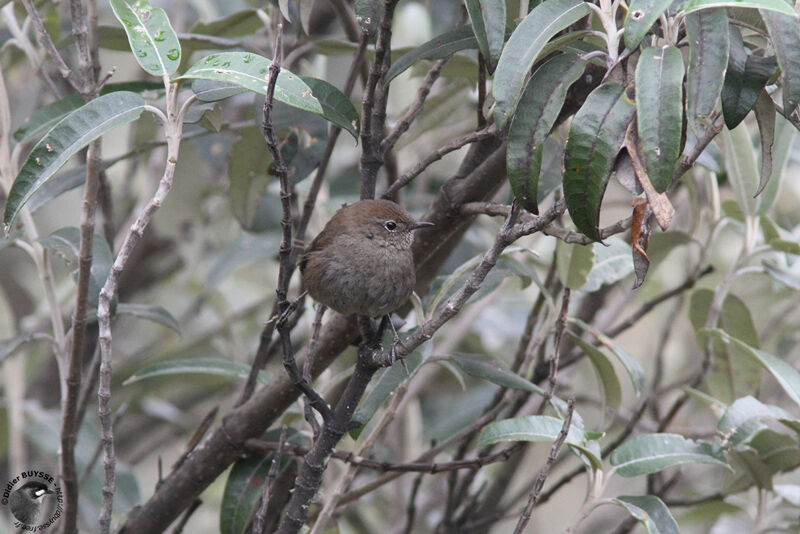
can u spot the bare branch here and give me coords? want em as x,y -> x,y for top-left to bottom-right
381,57 -> 449,154
513,398 -> 575,534
19,0 -> 80,92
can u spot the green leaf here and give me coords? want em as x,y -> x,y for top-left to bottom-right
465,0 -> 506,72
110,0 -> 181,76
689,289 -> 759,347
615,495 -> 680,534
762,7 -> 800,116
768,239 -> 800,254
13,93 -> 84,144
123,357 -> 269,386
722,27 -> 777,129
610,433 -> 729,477
477,415 -> 603,470
38,227 -> 113,307
572,319 -> 646,397
563,82 -> 636,241
507,53 -> 585,214
220,430 -> 295,534
636,46 -> 685,193
683,0 -> 796,15
177,52 -> 359,138
448,353 -> 546,395
556,240 -> 595,290
3,92 -> 146,230
189,9 -> 260,37
701,329 -> 800,408
493,0 -> 590,128
720,123 -> 759,215
718,396 -> 800,442
624,0 -> 674,49
228,126 -> 275,232
116,303 -> 180,334
567,333 -> 623,412
385,26 -> 478,83
191,79 -> 247,102
350,348 -> 426,437
582,238 -> 634,291
685,9 -> 729,135
754,91 -> 776,197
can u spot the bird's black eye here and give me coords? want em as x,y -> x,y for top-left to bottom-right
384,220 -> 397,231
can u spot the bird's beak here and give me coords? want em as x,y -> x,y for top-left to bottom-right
412,221 -> 435,230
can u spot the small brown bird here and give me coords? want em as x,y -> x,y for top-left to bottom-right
300,199 -> 433,319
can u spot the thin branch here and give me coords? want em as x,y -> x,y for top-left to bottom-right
96,78 -> 184,534
539,288 -> 570,413
605,265 -> 714,337
170,500 -> 202,534
359,0 -> 400,199
382,126 -> 496,199
253,426 -> 287,534
60,139 -> 102,534
20,0 -> 79,91
68,0 -> 95,97
263,24 -> 332,422
513,398 -> 575,534
381,57 -> 449,154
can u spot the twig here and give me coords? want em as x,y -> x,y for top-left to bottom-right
96,79 -> 186,534
78,402 -> 129,486
253,426 -> 287,534
382,126 -> 496,199
171,406 -> 219,472
170,499 -> 202,534
403,473 -> 424,534
605,265 -> 714,337
539,289 -> 570,413
513,399 -> 575,534
263,24 -> 332,422
359,0 -> 400,200
20,0 -> 80,90
68,0 -> 95,97
381,57 -> 449,154
60,138 -> 102,534
303,305 -> 326,437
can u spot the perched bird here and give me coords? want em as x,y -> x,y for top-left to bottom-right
9,481 -> 54,525
300,199 -> 433,319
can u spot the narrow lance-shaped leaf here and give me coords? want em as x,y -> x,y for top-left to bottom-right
508,53 -> 585,214
13,94 -> 84,144
4,91 -> 146,230
701,329 -> 800,408
683,0 -> 796,15
493,0 -> 590,128
636,45 -> 684,193
610,433 -> 729,477
567,333 -> 623,412
624,0 -> 674,50
177,52 -> 360,138
685,9 -> 729,135
758,113 -> 794,213
720,123 -> 758,216
563,83 -> 636,241
722,25 -> 777,130
110,0 -> 181,76
385,26 -> 478,82
465,0 -> 506,73
615,495 -> 680,534
761,7 -> 800,116
124,357 -> 269,385
477,415 -> 603,469
754,91 -> 776,196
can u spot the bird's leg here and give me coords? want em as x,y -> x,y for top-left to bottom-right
379,314 -> 409,372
